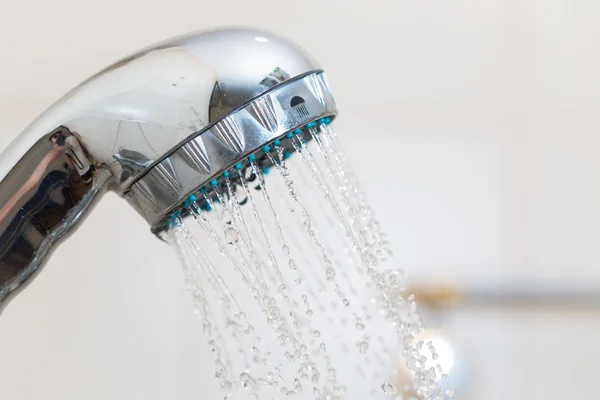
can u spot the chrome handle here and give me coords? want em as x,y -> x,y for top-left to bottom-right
0,129 -> 112,313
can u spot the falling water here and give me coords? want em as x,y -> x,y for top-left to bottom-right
163,122 -> 453,400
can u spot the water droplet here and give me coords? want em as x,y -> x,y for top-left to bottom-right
224,226 -> 239,243
381,382 -> 397,395
222,380 -> 232,393
342,299 -> 350,307
326,267 -> 336,280
240,372 -> 257,390
311,372 -> 320,384
328,368 -> 337,381
358,341 -> 369,354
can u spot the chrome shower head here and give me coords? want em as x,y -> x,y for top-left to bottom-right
0,28 -> 337,312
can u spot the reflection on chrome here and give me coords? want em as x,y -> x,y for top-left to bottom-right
0,127 -> 109,309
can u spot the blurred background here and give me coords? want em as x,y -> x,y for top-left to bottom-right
1,0 -> 600,399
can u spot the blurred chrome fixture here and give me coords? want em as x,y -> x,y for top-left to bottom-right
0,28 -> 337,313
409,283 -> 600,309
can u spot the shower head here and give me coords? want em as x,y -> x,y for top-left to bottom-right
0,28 -> 337,312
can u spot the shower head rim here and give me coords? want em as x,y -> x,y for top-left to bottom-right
125,69 -> 323,181
126,71 -> 337,228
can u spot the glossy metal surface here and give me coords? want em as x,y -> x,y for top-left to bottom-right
2,28 -> 321,190
0,28 -> 336,313
0,129 -> 111,311
127,72 -> 337,226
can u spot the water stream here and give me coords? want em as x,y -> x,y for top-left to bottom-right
163,125 -> 453,400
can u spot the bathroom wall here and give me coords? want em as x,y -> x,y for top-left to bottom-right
1,0 -> 599,398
